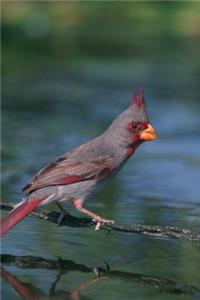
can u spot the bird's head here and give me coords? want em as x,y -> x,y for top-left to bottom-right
105,88 -> 157,157
127,88 -> 157,142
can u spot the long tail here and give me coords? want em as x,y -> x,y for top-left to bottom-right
0,197 -> 46,237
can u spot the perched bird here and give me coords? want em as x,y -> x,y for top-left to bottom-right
0,89 -> 156,236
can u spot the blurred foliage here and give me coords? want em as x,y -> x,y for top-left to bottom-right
2,1 -> 200,60
2,1 -> 200,132
2,1 -> 200,111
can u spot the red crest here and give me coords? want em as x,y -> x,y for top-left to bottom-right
130,88 -> 145,108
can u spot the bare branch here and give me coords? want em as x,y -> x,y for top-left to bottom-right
1,202 -> 200,242
1,254 -> 200,297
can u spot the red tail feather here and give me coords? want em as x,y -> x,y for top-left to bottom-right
0,197 -> 46,237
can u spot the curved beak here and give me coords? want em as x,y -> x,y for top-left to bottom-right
139,124 -> 157,141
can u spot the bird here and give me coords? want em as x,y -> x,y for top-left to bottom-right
0,88 -> 157,236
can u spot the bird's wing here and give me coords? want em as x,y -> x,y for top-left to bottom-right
22,151 -> 115,193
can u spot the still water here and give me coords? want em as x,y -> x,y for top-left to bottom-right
1,55 -> 200,299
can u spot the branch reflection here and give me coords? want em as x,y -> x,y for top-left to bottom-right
1,254 -> 200,299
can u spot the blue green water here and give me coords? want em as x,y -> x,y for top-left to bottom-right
1,2 -> 200,299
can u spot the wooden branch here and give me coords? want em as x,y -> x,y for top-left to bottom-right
1,254 -> 200,297
1,202 -> 200,242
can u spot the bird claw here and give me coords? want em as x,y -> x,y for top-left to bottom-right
92,218 -> 114,231
94,222 -> 101,231
57,210 -> 70,227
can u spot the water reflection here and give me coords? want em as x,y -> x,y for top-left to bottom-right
1,254 -> 200,300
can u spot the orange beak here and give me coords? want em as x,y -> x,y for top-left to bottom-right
139,124 -> 157,141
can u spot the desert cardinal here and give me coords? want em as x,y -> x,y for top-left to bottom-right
0,89 -> 156,236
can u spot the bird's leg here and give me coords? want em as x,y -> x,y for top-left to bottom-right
56,202 -> 70,227
74,199 -> 114,231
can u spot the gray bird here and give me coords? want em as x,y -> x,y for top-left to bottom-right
0,89 -> 156,236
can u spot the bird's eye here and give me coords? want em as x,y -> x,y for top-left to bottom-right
128,121 -> 141,132
128,121 -> 147,133
131,123 -> 138,129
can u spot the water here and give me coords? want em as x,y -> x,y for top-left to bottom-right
2,58 -> 200,299
1,3 -> 200,299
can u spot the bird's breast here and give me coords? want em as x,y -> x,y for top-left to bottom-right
127,143 -> 138,157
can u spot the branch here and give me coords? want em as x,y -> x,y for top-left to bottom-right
1,254 -> 200,297
1,202 -> 200,242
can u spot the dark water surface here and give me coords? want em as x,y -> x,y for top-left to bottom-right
1,3 -> 200,298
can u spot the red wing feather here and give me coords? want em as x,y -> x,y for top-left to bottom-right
54,175 -> 81,185
22,153 -> 115,194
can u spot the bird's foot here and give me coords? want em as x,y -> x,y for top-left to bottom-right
57,210 -> 70,227
92,217 -> 114,231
